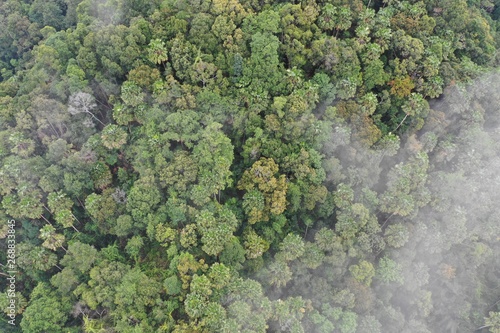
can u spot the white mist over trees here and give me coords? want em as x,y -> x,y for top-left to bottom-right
253,73 -> 500,333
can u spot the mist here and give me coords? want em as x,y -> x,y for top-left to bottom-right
250,72 -> 500,333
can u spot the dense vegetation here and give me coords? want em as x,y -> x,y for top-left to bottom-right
1,0 -> 500,332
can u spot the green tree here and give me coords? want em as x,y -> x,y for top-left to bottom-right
279,233 -> 305,262
75,260 -> 130,310
50,267 -> 79,294
192,122 -> 234,205
85,189 -> 119,233
184,274 -> 212,319
379,152 -> 430,217
243,227 -> 269,259
220,237 -> 246,270
162,110 -> 201,148
15,242 -> 58,278
126,171 -> 161,224
384,223 -> 410,248
2,189 -> 44,219
349,260 -> 375,286
244,32 -> 283,94
125,235 -> 144,261
20,283 -> 71,333
113,268 -> 161,323
376,256 -> 404,284
39,224 -> 67,252
114,214 -> 134,237
267,259 -> 292,288
169,35 -> 197,82
101,124 -> 127,149
60,241 -> 98,274
148,38 -> 168,65
47,191 -> 79,231
155,223 -> 177,247
180,224 -> 198,249
196,205 -> 239,257
485,312 -> 500,333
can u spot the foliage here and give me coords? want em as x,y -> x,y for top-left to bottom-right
1,0 -> 500,332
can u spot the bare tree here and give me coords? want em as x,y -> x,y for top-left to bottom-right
68,92 -> 105,126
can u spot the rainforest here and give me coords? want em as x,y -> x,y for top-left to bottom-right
1,0 -> 500,332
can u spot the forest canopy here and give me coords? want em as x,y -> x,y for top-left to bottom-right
1,0 -> 500,332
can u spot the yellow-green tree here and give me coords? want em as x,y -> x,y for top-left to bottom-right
238,157 -> 288,224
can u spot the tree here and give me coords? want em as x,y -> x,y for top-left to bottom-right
349,260 -> 375,286
363,59 -> 389,90
238,157 -> 288,223
318,4 -> 352,36
219,237 -> 246,270
90,161 -> 112,190
376,256 -> 404,284
180,224 -> 198,249
164,275 -> 182,296
114,214 -> 134,237
59,241 -> 98,274
395,93 -> 429,132
157,150 -> 198,193
155,223 -> 177,247
169,35 -> 197,82
244,32 -> 283,94
384,223 -> 409,248
201,302 -> 227,331
243,227 -> 269,259
113,268 -> 161,323
68,91 -> 105,126
125,235 -> 144,261
338,311 -> 358,333
2,189 -> 44,219
379,152 -> 430,217
50,267 -> 79,294
85,189 -> 119,233
119,80 -> 145,108
101,124 -> 127,149
192,122 -> 234,205
196,205 -> 239,257
357,315 -> 382,333
0,291 -> 27,317
279,233 -> 305,262
20,283 -> 71,333
75,260 -> 130,310
126,171 -> 161,224
15,242 -> 58,279
162,110 -> 201,148
47,191 -> 79,231
148,38 -> 168,65
389,76 -> 415,99
30,96 -> 70,144
187,13 -> 218,56
485,312 -> 500,333
212,14 -> 237,41
208,263 -> 232,290
82,315 -> 106,333
39,224 -> 67,252
271,297 -> 308,332
190,60 -> 218,88
28,0 -> 65,30
184,274 -> 212,319
267,259 -> 292,288
222,277 -> 272,332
